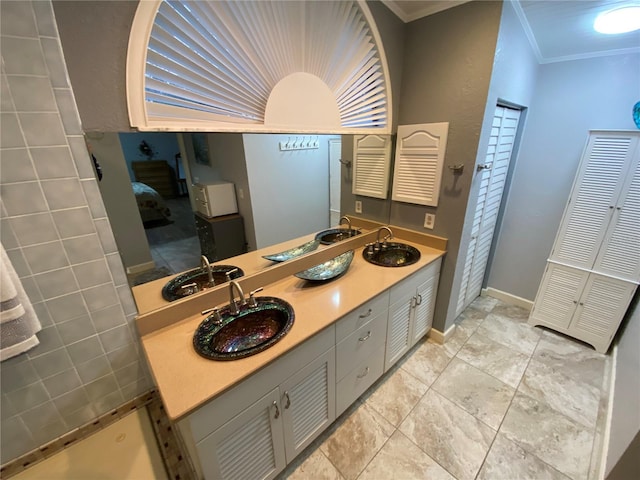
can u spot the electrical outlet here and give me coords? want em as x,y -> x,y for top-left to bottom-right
355,200 -> 362,214
424,213 -> 435,229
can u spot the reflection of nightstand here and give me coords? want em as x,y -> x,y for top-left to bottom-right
194,212 -> 247,261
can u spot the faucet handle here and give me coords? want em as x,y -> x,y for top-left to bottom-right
201,307 -> 223,324
225,268 -> 239,281
180,282 -> 199,295
248,287 -> 263,307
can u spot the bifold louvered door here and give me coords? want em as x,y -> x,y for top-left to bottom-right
530,131 -> 640,353
197,388 -> 286,480
281,348 -> 335,461
352,135 -> 392,199
391,123 -> 449,206
457,106 -> 521,314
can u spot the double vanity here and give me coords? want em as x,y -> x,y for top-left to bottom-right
133,219 -> 446,480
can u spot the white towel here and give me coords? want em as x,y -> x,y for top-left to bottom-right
1,243 -> 41,361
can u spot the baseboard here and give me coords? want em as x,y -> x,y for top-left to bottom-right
428,323 -> 457,345
126,261 -> 156,275
599,344 -> 618,479
483,287 -> 534,311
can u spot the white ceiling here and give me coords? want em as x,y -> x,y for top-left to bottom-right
381,0 -> 640,63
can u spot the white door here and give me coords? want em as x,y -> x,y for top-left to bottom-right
457,106 -> 522,314
329,138 -> 342,226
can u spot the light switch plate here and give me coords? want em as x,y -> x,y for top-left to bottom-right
424,213 -> 435,229
355,200 -> 362,214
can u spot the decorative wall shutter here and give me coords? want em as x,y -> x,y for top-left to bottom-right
352,134 -> 392,199
391,123 -> 449,206
127,0 -> 392,133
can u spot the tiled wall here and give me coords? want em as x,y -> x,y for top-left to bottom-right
0,1 -> 151,464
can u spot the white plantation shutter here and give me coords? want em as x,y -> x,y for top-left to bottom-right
127,0 -> 391,133
352,134 -> 392,198
391,123 -> 449,206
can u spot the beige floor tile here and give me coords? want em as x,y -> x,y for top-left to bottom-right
284,450 -> 344,480
500,393 -> 594,480
491,302 -> 531,322
399,389 -> 495,480
365,367 -> 429,426
432,358 -> 515,430
456,332 -> 530,388
478,433 -> 571,480
469,295 -> 499,312
399,339 -> 453,387
442,321 -> 475,356
359,430 -> 455,480
476,312 -> 542,355
320,402 -> 395,480
12,409 -> 167,480
519,359 -> 600,429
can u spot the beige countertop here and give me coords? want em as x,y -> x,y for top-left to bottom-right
138,230 -> 445,421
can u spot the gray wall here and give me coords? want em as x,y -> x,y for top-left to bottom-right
0,0 -> 151,464
487,53 -> 640,301
52,0 -> 137,132
243,134 -> 335,249
393,0 -> 503,332
87,132 -> 154,270
606,297 -> 640,476
447,0 -> 539,325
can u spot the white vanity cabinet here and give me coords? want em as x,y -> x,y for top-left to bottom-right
385,258 -> 441,371
178,327 -> 335,480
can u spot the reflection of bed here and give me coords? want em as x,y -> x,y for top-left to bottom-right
132,182 -> 172,224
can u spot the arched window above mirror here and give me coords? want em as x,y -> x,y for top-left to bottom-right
127,0 -> 392,134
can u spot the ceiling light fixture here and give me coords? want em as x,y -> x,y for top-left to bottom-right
594,5 -> 640,34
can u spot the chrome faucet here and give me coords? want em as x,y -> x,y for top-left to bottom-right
376,226 -> 393,245
200,255 -> 214,287
228,280 -> 246,315
339,216 -> 351,230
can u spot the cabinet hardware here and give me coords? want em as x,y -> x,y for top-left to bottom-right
359,308 -> 372,318
579,302 -> 584,306
357,367 -> 370,379
273,401 -> 280,419
416,294 -> 423,306
476,163 -> 492,171
358,331 -> 371,342
573,300 -> 578,304
284,392 -> 291,409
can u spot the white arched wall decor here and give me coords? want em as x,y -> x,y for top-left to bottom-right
127,0 -> 392,134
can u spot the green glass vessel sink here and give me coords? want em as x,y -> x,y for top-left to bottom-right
161,265 -> 244,301
193,297 -> 295,360
362,242 -> 421,267
315,228 -> 361,245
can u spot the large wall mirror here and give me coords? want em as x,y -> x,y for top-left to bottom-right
87,130 -> 394,310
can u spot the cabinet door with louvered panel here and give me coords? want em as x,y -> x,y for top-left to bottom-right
412,266 -> 440,345
568,273 -> 636,353
592,138 -> 640,281
529,263 -> 589,331
352,134 -> 392,199
197,388 -> 286,480
280,348 -> 335,461
550,133 -> 638,270
385,290 -> 414,371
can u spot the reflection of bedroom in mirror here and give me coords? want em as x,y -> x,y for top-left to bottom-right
85,132 -> 342,288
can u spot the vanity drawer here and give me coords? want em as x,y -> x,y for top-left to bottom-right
336,345 -> 385,416
335,291 -> 389,341
336,311 -> 387,381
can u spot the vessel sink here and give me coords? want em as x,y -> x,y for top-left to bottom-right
362,242 -> 421,267
193,297 -> 295,360
315,228 -> 361,245
161,265 -> 244,301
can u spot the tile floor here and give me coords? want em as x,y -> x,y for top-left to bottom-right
280,296 -> 611,480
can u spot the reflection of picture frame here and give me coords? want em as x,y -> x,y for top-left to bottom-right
192,133 -> 210,165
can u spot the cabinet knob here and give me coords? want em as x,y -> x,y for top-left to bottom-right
284,392 -> 291,409
579,302 -> 584,306
357,367 -> 370,379
272,401 -> 280,419
573,300 -> 578,304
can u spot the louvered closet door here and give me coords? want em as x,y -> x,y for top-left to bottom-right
568,273 -> 636,352
530,263 -> 589,330
550,133 -> 637,270
592,137 -> 640,281
281,348 -> 335,461
352,135 -> 391,199
198,388 -> 285,480
457,106 -> 521,314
